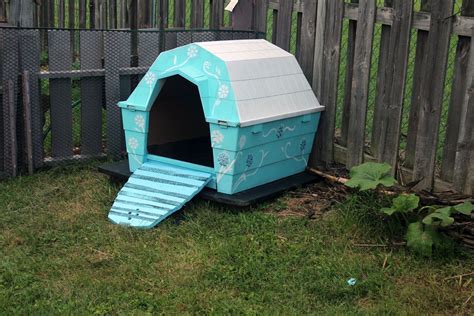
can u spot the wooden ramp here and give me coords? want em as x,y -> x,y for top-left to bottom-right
108,161 -> 213,229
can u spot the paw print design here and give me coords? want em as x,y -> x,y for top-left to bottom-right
217,152 -> 230,167
300,139 -> 307,152
246,154 -> 254,168
276,125 -> 284,139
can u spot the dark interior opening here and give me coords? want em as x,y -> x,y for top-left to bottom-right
147,75 -> 214,168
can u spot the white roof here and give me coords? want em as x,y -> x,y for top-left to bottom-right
196,40 -> 323,126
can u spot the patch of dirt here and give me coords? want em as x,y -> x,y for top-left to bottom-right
266,178 -> 348,219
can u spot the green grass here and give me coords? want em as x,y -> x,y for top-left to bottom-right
1,162 -> 473,314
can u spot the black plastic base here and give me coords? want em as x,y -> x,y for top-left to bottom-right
98,160 -> 319,207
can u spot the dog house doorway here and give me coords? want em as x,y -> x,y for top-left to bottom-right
147,75 -> 214,168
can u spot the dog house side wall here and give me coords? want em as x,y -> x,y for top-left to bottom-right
211,113 -> 321,194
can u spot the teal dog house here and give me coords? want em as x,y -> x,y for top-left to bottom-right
109,39 -> 324,228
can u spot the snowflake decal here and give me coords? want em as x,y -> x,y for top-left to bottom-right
211,130 -> 224,145
217,152 -> 230,167
128,137 -> 139,150
239,136 -> 246,150
246,154 -> 254,168
276,125 -> 284,139
134,114 -> 145,130
143,71 -> 157,86
187,45 -> 198,58
300,139 -> 307,152
217,84 -> 229,99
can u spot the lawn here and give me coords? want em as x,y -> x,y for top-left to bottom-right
0,162 -> 472,314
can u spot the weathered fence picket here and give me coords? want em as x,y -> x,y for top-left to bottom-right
313,0 -> 344,164
295,0 -> 317,83
340,0 -> 359,148
80,31 -> 103,156
18,29 -> 42,169
373,0 -> 413,173
405,0 -> 431,169
442,0 -> 474,182
346,0 -> 376,169
104,31 -> 130,158
412,0 -> 454,191
453,29 -> 474,194
49,30 -> 73,158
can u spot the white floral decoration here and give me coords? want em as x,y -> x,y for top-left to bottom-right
128,137 -> 139,150
134,114 -> 145,131
187,45 -> 198,58
217,84 -> 229,99
211,130 -> 224,145
239,135 -> 246,150
143,71 -> 157,86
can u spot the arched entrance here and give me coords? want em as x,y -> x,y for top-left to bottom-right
147,75 -> 214,168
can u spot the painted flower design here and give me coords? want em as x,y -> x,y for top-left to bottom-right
217,152 -> 230,167
187,45 -> 198,58
212,130 -> 224,146
144,71 -> 157,86
134,114 -> 145,130
128,137 -> 139,150
276,125 -> 284,138
217,84 -> 229,99
246,154 -> 254,168
239,136 -> 246,150
300,139 -> 307,152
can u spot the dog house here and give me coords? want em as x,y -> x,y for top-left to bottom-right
108,39 -> 324,228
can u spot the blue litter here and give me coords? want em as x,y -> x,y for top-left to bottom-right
347,278 -> 357,286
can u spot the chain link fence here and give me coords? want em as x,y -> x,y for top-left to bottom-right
0,27 -> 262,177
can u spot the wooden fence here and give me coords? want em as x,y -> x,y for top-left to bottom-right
229,0 -> 473,195
1,0 -> 473,196
2,0 -> 230,30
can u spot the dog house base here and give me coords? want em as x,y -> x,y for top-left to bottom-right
99,160 -> 319,207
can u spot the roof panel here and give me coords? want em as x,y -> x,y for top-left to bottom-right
237,90 -> 323,126
229,73 -> 312,101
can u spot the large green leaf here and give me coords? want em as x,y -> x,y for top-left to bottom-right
345,162 -> 397,191
422,206 -> 455,227
381,194 -> 420,216
406,222 -> 435,257
453,201 -> 474,215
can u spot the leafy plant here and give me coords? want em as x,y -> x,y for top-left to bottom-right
345,162 -> 397,191
381,194 -> 419,216
345,162 -> 474,257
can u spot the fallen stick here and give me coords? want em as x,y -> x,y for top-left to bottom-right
443,272 -> 474,280
308,167 -> 348,184
352,242 -> 406,248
